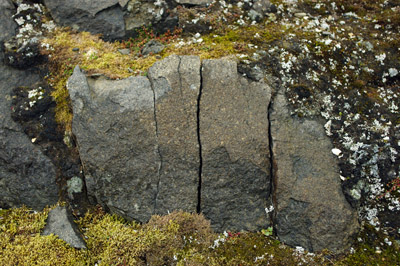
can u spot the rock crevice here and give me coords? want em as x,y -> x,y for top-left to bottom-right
67,55 -> 358,252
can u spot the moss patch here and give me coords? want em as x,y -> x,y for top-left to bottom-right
1,206 -> 399,265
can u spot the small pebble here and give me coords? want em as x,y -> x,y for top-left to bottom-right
332,148 -> 342,156
118,48 -> 130,55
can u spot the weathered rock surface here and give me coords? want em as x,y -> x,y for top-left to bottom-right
142,40 -> 165,56
43,0 -> 125,40
43,206 -> 86,249
67,66 -> 159,222
0,54 -> 58,210
148,55 -> 201,215
0,0 -> 16,48
270,89 -> 359,252
200,59 -> 272,232
68,56 -> 358,251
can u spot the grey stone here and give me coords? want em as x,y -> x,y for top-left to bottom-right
0,54 -> 58,210
67,66 -> 159,222
200,59 -> 272,232
117,48 -> 130,55
249,0 -> 275,21
0,0 -> 16,49
119,0 -> 129,8
148,55 -> 201,215
43,0 -> 125,40
270,89 -> 359,253
43,206 -> 86,249
124,0 -> 163,35
174,0 -> 213,6
142,40 -> 165,56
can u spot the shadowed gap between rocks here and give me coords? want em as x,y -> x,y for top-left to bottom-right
65,55 -> 358,252
267,97 -> 277,227
149,71 -> 164,213
196,61 -> 203,214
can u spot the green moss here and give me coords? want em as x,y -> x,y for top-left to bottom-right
0,206 -> 87,265
1,206 -> 399,265
337,225 -> 400,266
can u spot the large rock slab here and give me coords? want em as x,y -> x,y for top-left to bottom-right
200,59 -> 272,232
0,54 -> 58,210
43,206 -> 86,249
270,89 -> 359,252
148,55 -> 201,214
43,0 -> 125,40
67,66 -> 159,222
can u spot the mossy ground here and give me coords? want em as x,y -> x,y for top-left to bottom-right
0,206 -> 399,265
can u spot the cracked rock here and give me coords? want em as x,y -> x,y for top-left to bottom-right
200,59 -> 272,232
67,66 -> 159,222
148,55 -> 201,215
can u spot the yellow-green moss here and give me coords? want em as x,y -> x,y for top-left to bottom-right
0,206 -> 87,266
1,206 -> 400,265
40,21 -> 288,131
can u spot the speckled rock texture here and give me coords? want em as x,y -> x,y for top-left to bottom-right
43,0 -> 125,40
68,55 -> 359,252
0,0 -> 17,48
68,56 -> 273,231
0,51 -> 58,210
148,55 -> 201,215
200,59 -> 272,232
270,89 -> 359,253
43,206 -> 87,249
67,66 -> 159,222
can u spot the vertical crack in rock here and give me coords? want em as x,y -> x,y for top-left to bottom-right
148,55 -> 200,215
200,59 -> 271,232
177,56 -> 184,98
267,99 -> 277,230
196,63 -> 204,214
149,79 -> 163,213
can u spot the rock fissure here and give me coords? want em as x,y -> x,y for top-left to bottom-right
267,98 -> 277,228
63,56 -> 359,252
177,56 -> 184,98
196,63 -> 203,214
149,76 -> 163,213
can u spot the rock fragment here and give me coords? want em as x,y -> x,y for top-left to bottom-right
43,0 -> 125,40
148,55 -> 201,215
270,89 -> 359,252
67,66 -> 159,222
200,59 -> 272,232
43,206 -> 86,249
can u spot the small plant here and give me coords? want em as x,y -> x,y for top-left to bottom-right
378,177 -> 400,199
261,227 -> 274,237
